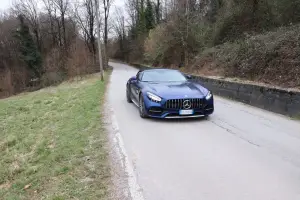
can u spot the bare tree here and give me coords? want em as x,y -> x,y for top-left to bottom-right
125,0 -> 139,28
103,0 -> 113,47
113,6 -> 127,59
73,0 -> 97,62
95,0 -> 104,80
53,0 -> 69,48
13,0 -> 41,50
155,0 -> 161,23
113,7 -> 125,37
42,0 -> 57,46
102,0 -> 114,67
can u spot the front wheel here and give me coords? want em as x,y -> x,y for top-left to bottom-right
139,95 -> 147,118
126,87 -> 132,103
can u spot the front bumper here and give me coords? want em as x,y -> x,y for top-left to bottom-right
143,95 -> 214,119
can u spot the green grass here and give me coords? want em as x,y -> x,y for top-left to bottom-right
0,74 -> 111,200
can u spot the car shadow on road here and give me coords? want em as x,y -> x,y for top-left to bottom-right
147,116 -> 210,124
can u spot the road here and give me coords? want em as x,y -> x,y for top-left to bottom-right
108,62 -> 300,200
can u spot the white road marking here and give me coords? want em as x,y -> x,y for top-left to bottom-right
109,105 -> 145,200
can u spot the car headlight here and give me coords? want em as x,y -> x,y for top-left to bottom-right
147,92 -> 162,102
205,91 -> 213,100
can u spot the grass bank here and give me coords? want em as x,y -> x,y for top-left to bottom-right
188,24 -> 300,89
0,74 -> 110,200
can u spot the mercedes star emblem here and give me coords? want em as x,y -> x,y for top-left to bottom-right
183,100 -> 192,109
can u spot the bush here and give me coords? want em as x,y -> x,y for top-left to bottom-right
41,71 -> 65,87
271,0 -> 300,25
192,24 -> 300,87
212,0 -> 277,44
144,23 -> 182,65
144,20 -> 214,66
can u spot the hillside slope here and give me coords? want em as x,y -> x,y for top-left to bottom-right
183,24 -> 300,89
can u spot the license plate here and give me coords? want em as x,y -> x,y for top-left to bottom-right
179,109 -> 194,115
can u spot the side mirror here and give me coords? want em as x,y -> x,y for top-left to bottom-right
186,75 -> 192,79
130,76 -> 137,82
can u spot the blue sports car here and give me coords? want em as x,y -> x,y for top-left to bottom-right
126,68 -> 214,119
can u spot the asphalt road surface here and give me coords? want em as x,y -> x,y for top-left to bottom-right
108,62 -> 300,200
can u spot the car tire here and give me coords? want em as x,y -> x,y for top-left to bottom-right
139,95 -> 147,118
126,88 -> 132,103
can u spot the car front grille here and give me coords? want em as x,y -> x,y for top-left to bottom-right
164,98 -> 204,109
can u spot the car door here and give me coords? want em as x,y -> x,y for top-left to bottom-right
131,71 -> 142,101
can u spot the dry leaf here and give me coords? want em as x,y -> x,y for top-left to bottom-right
24,184 -> 31,190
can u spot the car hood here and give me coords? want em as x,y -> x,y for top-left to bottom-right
145,81 -> 209,98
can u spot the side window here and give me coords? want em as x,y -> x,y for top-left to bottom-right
137,72 -> 143,81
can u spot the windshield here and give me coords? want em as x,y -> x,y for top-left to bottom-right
141,70 -> 187,82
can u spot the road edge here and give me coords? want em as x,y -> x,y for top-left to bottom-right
104,70 -> 145,200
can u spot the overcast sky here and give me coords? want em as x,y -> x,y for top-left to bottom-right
0,0 -> 12,11
114,0 -> 124,7
0,0 -> 125,11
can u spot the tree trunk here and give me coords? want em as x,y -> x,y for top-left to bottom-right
89,9 -> 96,63
91,36 -> 97,64
104,13 -> 108,47
61,13 -> 67,48
50,16 -> 56,45
156,0 -> 160,23
57,19 -> 62,46
252,0 -> 259,28
33,27 -> 41,51
103,0 -> 110,69
185,0 -> 189,67
104,14 -> 108,68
